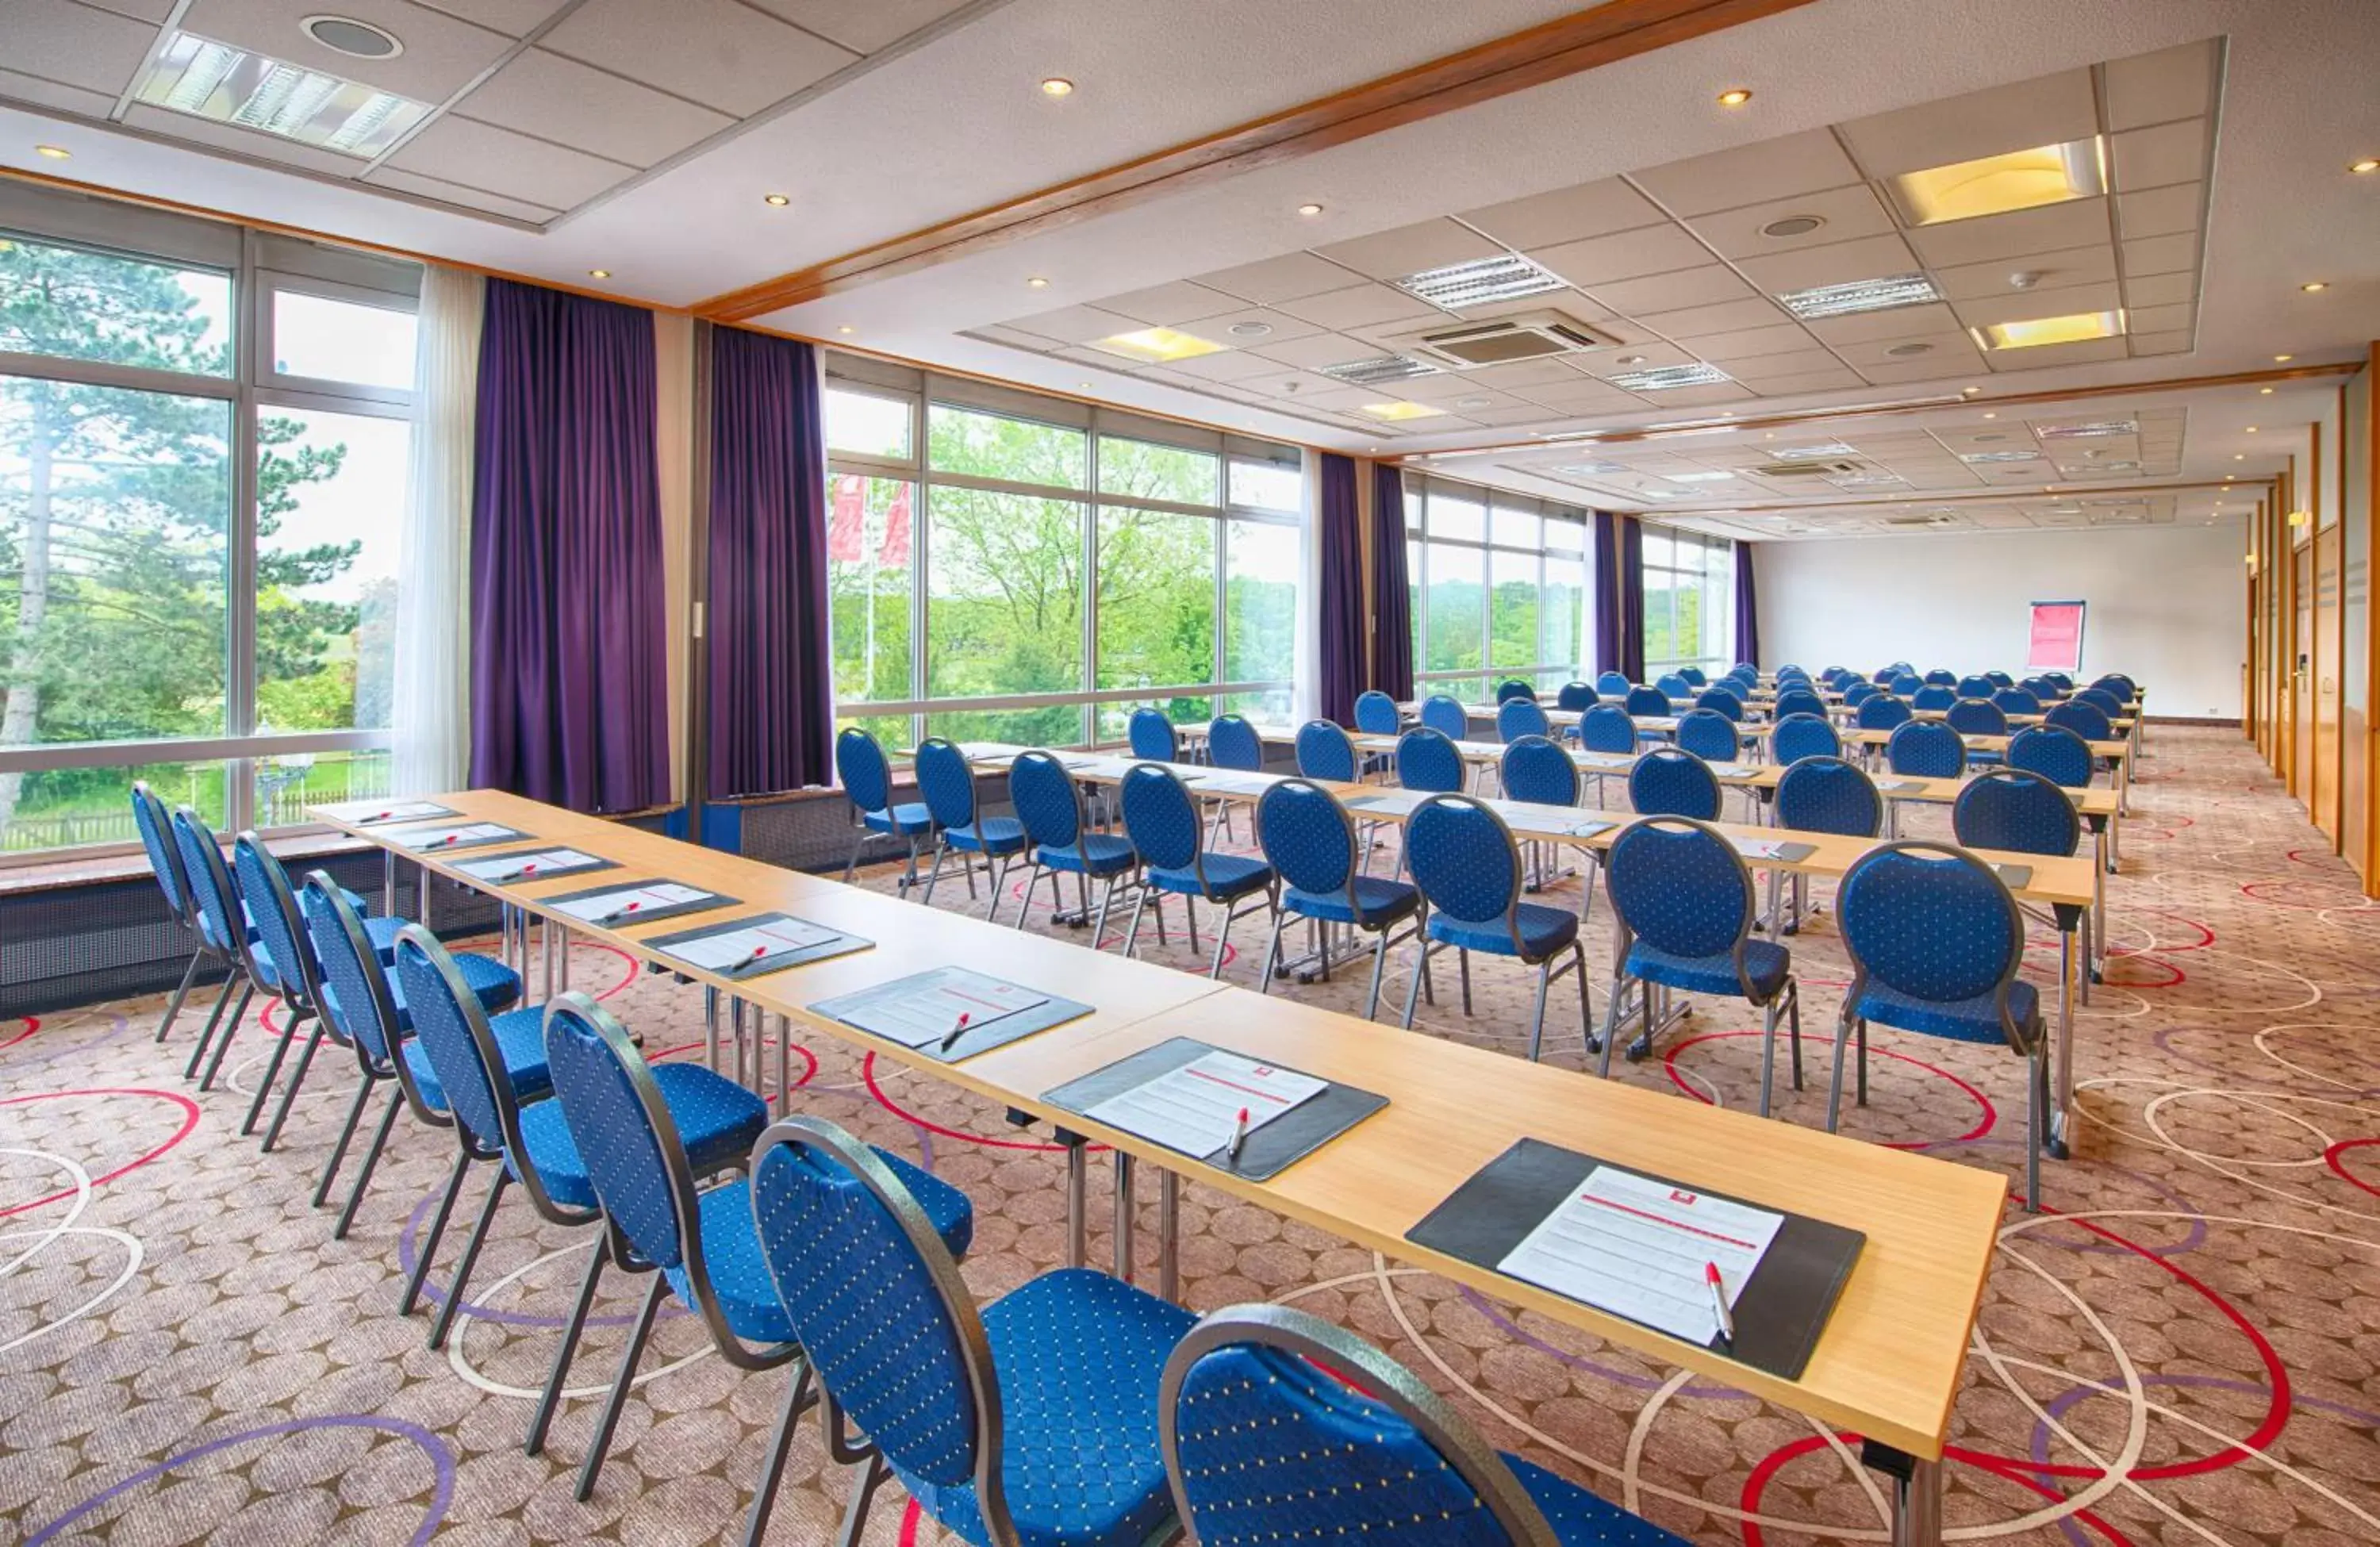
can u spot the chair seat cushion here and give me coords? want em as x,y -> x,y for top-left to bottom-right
402,1004 -> 552,1113
1510,1456 -> 1692,1545
328,950 -> 523,1032
865,801 -> 935,837
1036,831 -> 1138,877
896,1269 -> 1194,1547
1855,978 -> 2038,1045
1146,852 -> 1273,902
1626,937 -> 1791,1001
508,1061 -> 772,1206
949,816 -> 1028,856
1428,900 -> 1579,960
1280,875 -> 1418,926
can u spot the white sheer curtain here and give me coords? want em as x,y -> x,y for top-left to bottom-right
391,263 -> 483,795
1292,449 -> 1325,725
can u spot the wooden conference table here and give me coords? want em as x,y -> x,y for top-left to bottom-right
317,788 -> 2004,1542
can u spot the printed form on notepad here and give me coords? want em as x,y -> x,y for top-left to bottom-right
330,800 -> 453,823
393,823 -> 519,850
552,884 -> 710,924
1083,1051 -> 1326,1157
455,848 -> 602,881
845,973 -> 1050,1048
1496,1165 -> 1783,1346
669,918 -> 839,971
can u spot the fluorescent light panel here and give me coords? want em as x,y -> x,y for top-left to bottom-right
1319,355 -> 1439,386
136,30 -> 428,157
1090,326 -> 1228,363
1394,253 -> 1567,309
1777,272 -> 1942,320
2036,419 -> 2139,439
1959,450 -> 2042,463
1360,401 -> 1446,421
1606,363 -> 1732,391
1886,137 -> 2106,226
1664,470 -> 1737,483
1975,310 -> 2124,350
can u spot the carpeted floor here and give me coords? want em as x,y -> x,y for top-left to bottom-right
4,724 -> 2378,1545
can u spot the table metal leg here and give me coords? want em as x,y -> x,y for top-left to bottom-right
704,987 -> 720,1071
541,915 -> 556,1001
558,923 -> 570,991
1158,1170 -> 1180,1303
1063,1133 -> 1088,1269
383,848 -> 396,916
1113,1151 -> 1136,1283
732,997 -> 750,1088
2053,923 -> 2076,1159
1861,1441 -> 1941,1547
774,1012 -> 792,1111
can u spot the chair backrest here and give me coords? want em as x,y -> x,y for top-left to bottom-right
1495,697 -> 1550,743
1595,670 -> 1632,697
170,807 -> 246,962
1578,703 -> 1637,754
1395,727 -> 1465,793
1774,755 -> 1882,838
1653,672 -> 1691,699
391,924 -> 514,1162
1887,720 -> 1966,777
1911,683 -> 1956,711
2044,671 -> 2075,691
835,726 -> 893,815
2075,686 -> 2126,717
1923,669 -> 1958,686
2007,724 -> 2092,789
1008,750 -> 1084,850
1120,763 -> 1207,875
1945,698 -> 2008,736
543,993 -> 700,1275
1499,735 -> 1579,808
232,833 -> 318,1012
1675,708 -> 1737,762
1255,780 -> 1363,911
300,873 -> 407,1073
751,1118 -> 1003,1512
1605,816 -> 1755,965
1991,687 -> 2043,716
1954,766 -> 2080,856
912,738 -> 980,830
1403,797 -> 1526,945
1623,684 -> 1670,719
1857,693 -> 1914,731
1494,678 -> 1537,703
1353,689 -> 1401,735
1956,675 -> 1995,701
1731,662 -> 1759,679
2091,674 -> 2136,699
1773,670 -> 1812,690
1772,688 -> 1827,721
1207,713 -> 1264,771
2021,675 -> 2059,699
1418,694 -> 1470,742
1771,712 -> 1841,766
1984,670 -> 2015,689
1889,672 -> 1923,696
1294,719 -> 1357,782
1838,843 -> 2025,1031
1628,747 -> 1720,820
1842,681 -> 1882,708
1128,707 -> 1180,762
1554,681 -> 1593,712
1161,1304 -> 1562,1547
130,782 -> 192,923
2043,700 -> 2112,743
1694,685 -> 1743,721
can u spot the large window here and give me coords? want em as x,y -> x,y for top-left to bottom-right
1641,526 -> 1735,678
823,360 -> 1301,748
0,185 -> 419,857
1405,474 -> 1592,702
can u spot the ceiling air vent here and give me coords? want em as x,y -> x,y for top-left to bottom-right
1396,310 -> 1622,370
1751,459 -> 1863,478
1317,355 -> 1440,386
1886,512 -> 1956,527
2036,420 -> 2138,440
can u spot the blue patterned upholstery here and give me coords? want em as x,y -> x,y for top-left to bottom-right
1775,756 -> 1882,838
1012,751 -> 1088,849
1649,673 -> 1684,699
1629,749 -> 1720,820
1038,831 -> 1138,877
1772,713 -> 1841,766
1418,695 -> 1470,741
301,880 -> 405,1068
1595,671 -> 1631,697
2021,675 -> 2058,699
171,809 -> 244,957
1432,902 -> 1579,958
1842,681 -> 1881,708
1495,678 -> 1537,703
1947,698 -> 2008,737
2044,671 -> 2074,691
1922,669 -> 1956,687
1257,781 -> 1418,927
233,835 -> 320,1014
1856,977 -> 2040,1044
1889,672 -> 1923,696
1887,720 -> 1964,777
1837,846 -> 2029,1043
666,1180 -> 804,1342
864,801 -> 935,838
1147,851 -> 1273,902
1620,685 -> 1667,720
1396,727 -> 1465,793
1675,709 -> 1737,762
1500,736 -> 1579,807
330,946 -> 522,1031
1127,708 -> 1179,761
1405,797 -> 1518,924
393,935 -> 555,1140
1207,714 -> 1265,771
1679,666 -> 1706,687
1555,681 -> 1594,712
1857,693 -> 1912,731
2043,700 -> 2112,743
2075,686 -> 2127,718
1497,698 -> 1551,743
1119,764 -> 1200,871
1772,689 -> 1827,722
1957,675 -> 1995,700
1694,686 -> 1744,721
1354,690 -> 1401,735
1993,688 -> 2044,716
1605,820 -> 1752,962
2007,725 -> 2093,789
131,785 -> 191,922
1986,670 -> 2014,689
1283,875 -> 1420,925
1954,768 -> 2081,857
1579,704 -> 1637,754
543,1002 -> 693,1271
838,726 -> 917,832
1628,935 -> 1790,999
1295,720 -> 1357,781
2091,674 -> 2136,698
509,1061 -> 771,1211
1912,684 -> 1956,711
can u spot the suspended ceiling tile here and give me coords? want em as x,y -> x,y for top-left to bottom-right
1241,368 -> 1343,398
1983,336 -> 2132,369
1003,303 -> 1144,344
1734,232 -> 1923,297
963,324 -> 1060,351
2126,302 -> 2194,335
0,65 -> 116,118
1312,217 -> 1503,280
543,0 -> 858,117
1273,283 -> 1438,331
1522,374 -> 1649,409
2122,270 -> 2198,309
1837,67 -> 2098,179
1832,331 -> 1983,369
8,0 -> 157,95
2113,182 -> 2205,244
1572,340 -> 1701,379
1687,324 -> 1825,363
1953,279 -> 2121,329
1903,198 -> 2113,268
2104,38 -> 2219,132
384,114 -> 636,208
412,0 -> 573,36
1587,264 -> 1754,316
1930,244 -> 2114,301
1246,332 -> 1379,370
1193,251 -> 1361,305
361,164 -> 562,222
2131,330 -> 2195,355
1188,307 -> 1323,347
2120,232 -> 2200,277
1162,349 -> 1294,383
186,0 -> 514,102
1801,301 -> 1960,346
1461,358 -> 1595,389
1458,177 -> 1668,250
1637,383 -> 1755,407
1526,223 -> 1712,287
1628,129 -> 1864,217
1464,403 -> 1565,427
1724,346 -> 1847,378
1294,385 -> 1400,411
2110,118 -> 2210,190
79,0 -> 177,18
120,102 -> 364,176
749,0 -> 980,54
459,49 -> 736,169
1684,183 -> 1897,260
1091,281 -> 1244,327
1739,367 -> 1866,394
1633,296 -> 1790,340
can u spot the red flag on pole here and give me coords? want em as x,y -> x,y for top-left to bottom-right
878,482 -> 912,566
829,475 -> 865,561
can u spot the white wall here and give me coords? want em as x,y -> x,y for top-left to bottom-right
1753,521 -> 2248,719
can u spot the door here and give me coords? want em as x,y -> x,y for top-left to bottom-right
2294,541 -> 2315,800
2315,525 -> 2342,839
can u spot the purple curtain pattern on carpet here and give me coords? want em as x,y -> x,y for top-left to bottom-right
1618,515 -> 1646,682
468,278 -> 670,813
1733,543 -> 1760,670
1317,454 -> 1365,724
1368,463 -> 1415,701
1593,512 -> 1622,678
708,328 -> 834,797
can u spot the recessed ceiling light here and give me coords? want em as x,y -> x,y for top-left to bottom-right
1297,202 -> 1324,217
1026,276 -> 1050,289
136,29 -> 431,156
763,193 -> 790,207
2259,386 -> 2274,394
33,144 -> 70,159
1392,252 -> 1564,309
1760,215 -> 1825,238
1975,309 -> 2123,349
1960,386 -> 1981,396
302,15 -> 402,58
1088,326 -> 1225,363
2275,353 -> 2294,362
1779,272 -> 1942,320
1886,137 -> 2105,225
838,325 -> 854,335
1078,382 -> 1092,390
1609,363 -> 1732,391
2246,425 -> 2258,432
2236,454 -> 2246,460
2301,281 -> 2328,293
588,268 -> 610,278
2354,159 -> 2379,175
1361,401 -> 1447,422
1039,77 -> 1073,96
1717,88 -> 1753,107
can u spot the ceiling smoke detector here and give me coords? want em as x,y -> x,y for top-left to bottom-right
301,14 -> 402,57
1227,321 -> 1273,338
1761,215 -> 1825,238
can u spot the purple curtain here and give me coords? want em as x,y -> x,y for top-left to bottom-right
1593,512 -> 1623,677
708,328 -> 833,797
1317,454 -> 1365,724
1368,463 -> 1415,701
469,278 -> 670,813
1733,543 -> 1760,671
1618,515 -> 1647,682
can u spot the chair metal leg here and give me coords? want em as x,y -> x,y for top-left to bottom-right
834,1451 -> 895,1547
1257,911 -> 1288,996
1011,865 -> 1040,929
920,840 -> 948,906
1123,885 -> 1151,959
241,1004 -> 305,1137
843,828 -> 864,884
1092,875 -> 1119,946
400,1150 -> 472,1318
2025,1042 -> 2046,1215
1208,900 -> 1235,979
1575,944 -> 1596,1054
526,1237 -> 608,1457
574,1272 -> 665,1501
984,854 -> 1011,925
1788,988 -> 1803,1090
198,980 -> 255,1092
741,1361 -> 816,1547
314,1073 -> 376,1208
154,947 -> 205,1042
430,1169 -> 509,1350
1400,938 -> 1430,1028
1184,897 -> 1200,955
259,1018 -> 330,1153
335,1085 -> 403,1240
1825,1012 -> 1856,1132
1363,931 -> 1390,1020
1856,1015 -> 1870,1107
1758,999 -> 1780,1118
1526,961 -> 1553,1061
1457,948 -> 1472,1015
1598,976 -> 1628,1077
182,970 -> 240,1079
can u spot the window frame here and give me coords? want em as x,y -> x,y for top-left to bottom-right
1403,471 -> 1595,701
1641,524 -> 1737,678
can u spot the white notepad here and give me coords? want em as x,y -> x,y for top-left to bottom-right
1496,1165 -> 1783,1345
1083,1051 -> 1326,1157
1734,837 -> 1793,860
552,883 -> 711,925
392,823 -> 520,851
324,799 -> 453,824
668,917 -> 839,971
839,971 -> 1050,1048
455,847 -> 603,882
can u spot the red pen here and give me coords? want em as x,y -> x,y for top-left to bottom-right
939,1011 -> 971,1050
1704,1261 -> 1735,1345
1227,1106 -> 1250,1163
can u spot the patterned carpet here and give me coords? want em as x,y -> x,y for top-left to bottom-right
5,724 -> 2378,1546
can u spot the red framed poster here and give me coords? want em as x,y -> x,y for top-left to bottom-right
2026,600 -> 2086,673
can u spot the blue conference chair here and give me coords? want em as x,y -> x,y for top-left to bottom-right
1255,779 -> 1429,1020
1985,670 -> 2015,689
1678,666 -> 1707,687
1576,702 -> 1637,804
1353,689 -> 1401,776
131,783 -> 211,1045
1396,725 -> 1467,795
2044,671 -> 2075,692
170,808 -> 275,1092
1731,661 -> 1760,679
1010,750 -> 1141,942
1957,674 -> 1995,701
1695,685 -> 1744,721
1922,669 -> 1957,687
1161,1304 -> 1689,1547
1955,766 -> 2081,864
1887,672 -> 1922,697
1770,754 -> 1883,935
1207,712 -> 1265,773
2091,674 -> 2136,701
1773,687 -> 1828,723
1500,734 -> 1583,898
1629,745 -> 1720,820
1992,687 -> 2043,716
1842,681 -> 1883,709
2044,699 -> 2113,743
1595,670 -> 1632,697
1833,843 -> 2049,1210
1622,685 -> 1671,736
915,738 -> 1029,922
1127,706 -> 1180,762
1555,681 -> 1594,712
1495,678 -> 1537,703
1772,712 -> 1841,766
1912,683 -> 1956,712
2021,674 -> 2060,700
1399,795 -> 1590,1061
1497,697 -> 1552,744
1857,693 -> 1913,733
837,727 -> 934,896
1295,717 -> 1358,781
1419,693 -> 1471,743
1654,672 -> 1692,700
1674,707 -> 1738,764
2008,724 -> 2093,789
1121,762 -> 1275,978
750,1116 -> 1188,1547
2075,686 -> 2128,719
1887,720 -> 1965,778
1946,697 -> 2009,766
1599,816 -> 1799,1107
